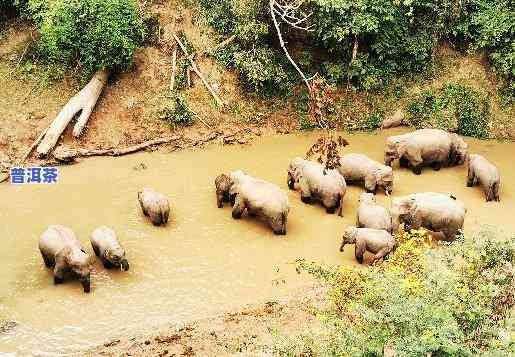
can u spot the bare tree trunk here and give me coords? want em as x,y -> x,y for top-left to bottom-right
36,69 -> 110,157
173,34 -> 224,107
351,34 -> 359,64
270,0 -> 312,91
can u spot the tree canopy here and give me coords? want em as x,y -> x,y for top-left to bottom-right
27,0 -> 144,75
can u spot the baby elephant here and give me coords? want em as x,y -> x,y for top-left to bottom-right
38,225 -> 92,293
215,170 -> 290,235
138,188 -> 170,226
357,193 -> 393,233
339,226 -> 396,264
337,153 -> 393,194
467,154 -> 500,202
287,157 -> 346,216
90,226 -> 129,271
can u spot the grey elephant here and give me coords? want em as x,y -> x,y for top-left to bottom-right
384,129 -> 468,175
90,226 -> 129,271
287,157 -> 346,216
467,154 -> 500,202
215,170 -> 290,235
339,226 -> 396,264
38,225 -> 92,293
391,192 -> 466,241
357,193 -> 393,233
138,187 -> 170,226
337,153 -> 393,194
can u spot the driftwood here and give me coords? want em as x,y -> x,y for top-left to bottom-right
36,69 -> 110,157
53,135 -> 184,162
172,34 -> 224,107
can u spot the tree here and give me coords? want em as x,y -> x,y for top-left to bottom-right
28,0 -> 144,156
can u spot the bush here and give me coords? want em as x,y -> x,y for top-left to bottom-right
233,46 -> 293,97
159,95 -> 195,127
29,0 -> 144,76
282,228 -> 515,356
406,83 -> 490,138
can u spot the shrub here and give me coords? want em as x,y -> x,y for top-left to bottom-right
406,83 -> 490,138
233,46 -> 292,96
29,0 -> 144,76
284,228 -> 515,356
159,95 -> 195,127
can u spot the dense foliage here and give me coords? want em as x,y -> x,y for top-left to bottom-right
277,229 -> 515,356
199,0 -> 514,99
407,83 -> 490,138
27,0 -> 144,75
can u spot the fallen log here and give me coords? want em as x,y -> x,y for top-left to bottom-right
36,69 -> 110,157
53,135 -> 183,162
172,34 -> 224,108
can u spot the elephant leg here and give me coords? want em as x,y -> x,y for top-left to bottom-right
41,252 -> 54,268
299,178 -> 312,204
232,194 -> 245,219
399,157 -> 410,168
466,167 -> 475,187
149,211 -> 162,226
103,259 -> 114,269
53,265 -> 65,285
92,245 -> 100,257
271,214 -> 287,235
372,247 -> 391,263
412,164 -> 423,175
431,162 -> 442,171
494,183 -> 500,202
355,241 -> 366,264
325,206 -> 336,214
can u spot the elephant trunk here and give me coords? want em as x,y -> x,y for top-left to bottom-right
81,274 -> 91,293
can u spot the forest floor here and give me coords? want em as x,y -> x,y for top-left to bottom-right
83,285 -> 326,357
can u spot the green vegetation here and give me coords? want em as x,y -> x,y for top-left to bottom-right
198,0 -> 513,94
159,95 -> 195,127
276,228 -> 515,356
407,83 -> 490,139
26,0 -> 144,76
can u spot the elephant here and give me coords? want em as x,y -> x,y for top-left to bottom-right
337,153 -> 393,194
287,157 -> 346,216
467,154 -> 500,202
215,173 -> 234,208
384,129 -> 468,175
339,226 -> 396,264
90,226 -> 129,271
138,187 -> 170,226
356,193 -> 393,233
391,192 -> 466,241
215,170 -> 290,235
38,225 -> 92,293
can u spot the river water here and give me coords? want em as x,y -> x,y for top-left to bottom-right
0,128 -> 513,355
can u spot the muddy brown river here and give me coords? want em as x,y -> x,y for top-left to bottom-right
1,129 -> 514,355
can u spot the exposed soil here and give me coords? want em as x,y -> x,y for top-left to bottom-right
83,285 -> 326,357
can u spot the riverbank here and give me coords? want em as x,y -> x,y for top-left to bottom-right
84,284 -> 325,357
1,5 -> 514,180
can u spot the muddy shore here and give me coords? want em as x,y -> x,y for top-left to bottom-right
84,285 -> 325,357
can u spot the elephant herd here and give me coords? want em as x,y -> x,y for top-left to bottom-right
38,128 -> 501,293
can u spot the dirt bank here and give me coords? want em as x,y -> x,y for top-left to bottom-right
84,285 -> 325,357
